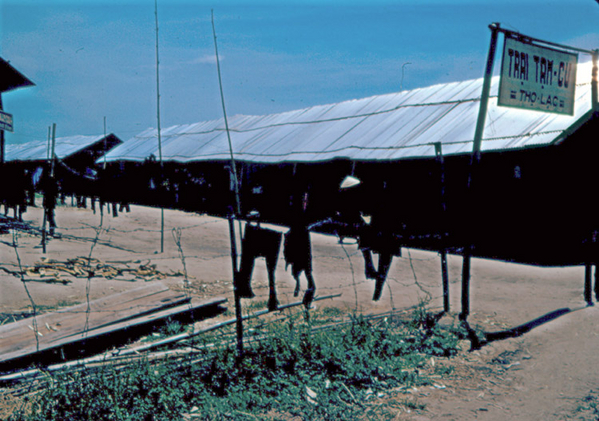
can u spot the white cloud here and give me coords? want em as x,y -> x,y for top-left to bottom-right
191,54 -> 221,65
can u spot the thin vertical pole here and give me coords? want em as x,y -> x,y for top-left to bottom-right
41,124 -> 56,254
103,117 -> 107,170
592,50 -> 599,112
460,250 -> 471,319
0,94 -> 4,165
435,142 -> 450,313
212,9 -> 244,356
592,54 -> 598,307
154,0 -> 163,165
591,232 -> 598,305
154,0 -> 164,254
585,263 -> 593,306
160,209 -> 164,252
41,126 -> 51,251
461,23 -> 500,320
228,214 -> 243,355
211,10 -> 241,216
50,123 -> 56,178
441,250 -> 450,312
46,126 -> 51,160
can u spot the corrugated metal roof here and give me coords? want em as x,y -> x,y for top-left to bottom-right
103,61 -> 595,164
6,134 -> 117,162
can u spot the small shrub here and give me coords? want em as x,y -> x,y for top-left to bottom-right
405,305 -> 465,357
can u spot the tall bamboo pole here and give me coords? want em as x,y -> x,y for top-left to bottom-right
212,9 -> 244,356
154,0 -> 165,253
41,124 -> 56,254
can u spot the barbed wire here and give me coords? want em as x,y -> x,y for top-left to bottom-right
406,248 -> 433,303
0,206 -> 452,373
83,214 -> 105,337
338,239 -> 359,311
11,229 -> 40,352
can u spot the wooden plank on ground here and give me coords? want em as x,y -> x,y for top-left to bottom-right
0,288 -> 188,344
0,296 -> 227,365
45,290 -> 189,342
0,282 -> 170,337
0,283 -> 200,364
49,297 -> 228,346
0,283 -> 184,353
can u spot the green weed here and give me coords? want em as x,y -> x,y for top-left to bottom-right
10,306 -> 464,421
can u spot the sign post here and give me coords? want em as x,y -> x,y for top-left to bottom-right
461,26 -> 597,320
461,23 -> 500,321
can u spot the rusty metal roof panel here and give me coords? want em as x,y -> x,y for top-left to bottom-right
102,61 -> 594,164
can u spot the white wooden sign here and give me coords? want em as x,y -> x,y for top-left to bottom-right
498,36 -> 578,115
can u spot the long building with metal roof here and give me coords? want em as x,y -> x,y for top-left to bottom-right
92,59 -> 599,271
103,61 -> 595,164
89,59 -> 599,313
6,134 -> 122,163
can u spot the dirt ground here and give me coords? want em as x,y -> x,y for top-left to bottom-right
1,201 -> 599,420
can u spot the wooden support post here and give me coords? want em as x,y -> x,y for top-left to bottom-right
593,231 -> 599,303
441,250 -> 450,313
460,23 -> 500,321
435,142 -> 449,313
460,250 -> 471,320
227,214 -> 244,355
592,50 -> 598,112
41,216 -> 47,254
585,263 -> 593,306
40,126 -> 50,253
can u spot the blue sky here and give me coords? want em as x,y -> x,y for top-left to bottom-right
1,0 -> 599,144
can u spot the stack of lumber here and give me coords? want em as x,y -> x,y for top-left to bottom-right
0,282 -> 226,366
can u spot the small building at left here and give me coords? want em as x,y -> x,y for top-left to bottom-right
0,56 -> 34,222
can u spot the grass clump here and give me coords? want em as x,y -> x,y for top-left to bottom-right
575,390 -> 599,420
10,306 -> 465,421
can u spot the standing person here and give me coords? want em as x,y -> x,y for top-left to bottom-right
358,216 -> 401,301
237,222 -> 283,312
41,168 -> 58,235
17,168 -> 28,221
339,175 -> 401,301
284,190 -> 316,309
24,168 -> 36,207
